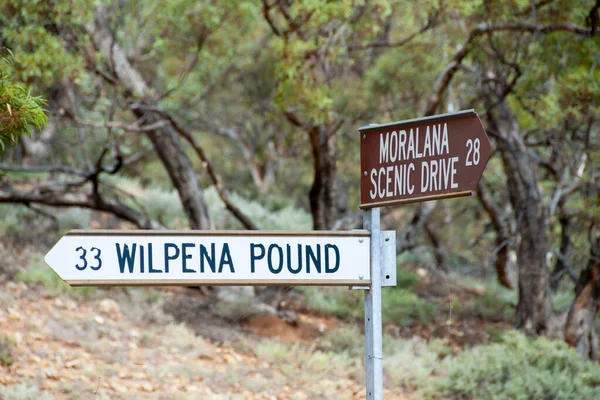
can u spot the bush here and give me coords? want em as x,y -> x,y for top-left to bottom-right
0,240 -> 30,279
396,265 -> 421,289
0,384 -> 53,400
141,185 -> 187,228
472,293 -> 512,320
382,289 -> 436,325
433,331 -> 600,400
56,207 -> 91,231
322,325 -> 363,356
299,287 -> 363,320
104,175 -> 187,228
397,249 -> 435,268
16,253 -> 96,298
254,340 -> 356,380
552,289 -> 575,311
204,187 -> 312,230
0,204 -> 44,235
0,334 -> 16,366
301,284 -> 436,325
384,336 -> 448,390
106,176 -> 312,230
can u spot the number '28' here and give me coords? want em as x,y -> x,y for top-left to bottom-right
465,138 -> 481,166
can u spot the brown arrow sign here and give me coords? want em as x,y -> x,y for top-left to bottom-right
360,109 -> 491,209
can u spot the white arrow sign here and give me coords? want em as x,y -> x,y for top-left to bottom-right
45,230 -> 371,286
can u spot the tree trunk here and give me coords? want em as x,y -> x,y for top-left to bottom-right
90,6 -> 210,230
564,235 -> 600,360
424,221 -> 449,272
396,201 -> 437,253
551,210 -> 574,290
308,126 -> 338,230
490,102 -> 551,334
132,109 -> 211,230
476,183 -> 516,289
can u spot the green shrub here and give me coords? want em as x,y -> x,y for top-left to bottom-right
141,185 -> 187,228
322,325 -> 363,356
0,384 -> 53,400
472,293 -> 512,320
16,254 -> 96,298
397,250 -> 435,267
299,287 -> 363,320
451,272 -> 518,321
254,341 -> 290,363
106,176 -> 312,230
0,334 -> 16,366
254,340 -> 356,380
205,187 -> 312,230
382,289 -> 436,325
485,325 -> 509,343
552,289 -> 575,311
0,204 -> 42,235
450,273 -> 518,305
56,207 -> 91,231
384,336 -> 448,390
104,175 -> 187,228
301,285 -> 436,325
433,331 -> 600,400
322,328 -> 451,390
214,298 -> 265,322
396,266 -> 420,289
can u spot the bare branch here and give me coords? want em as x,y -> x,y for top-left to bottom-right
122,147 -> 154,166
0,164 -> 88,177
72,117 -> 169,132
349,10 -> 438,51
135,107 -> 259,230
551,252 -> 578,284
204,122 -> 267,190
476,181 -> 516,289
283,110 -> 311,131
25,203 -> 59,228
0,180 -> 162,229
514,0 -> 553,17
262,0 -> 282,36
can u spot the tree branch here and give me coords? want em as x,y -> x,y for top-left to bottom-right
0,180 -> 162,229
348,10 -> 439,51
423,22 -> 597,115
476,180 -> 515,289
71,117 -> 169,132
0,164 -> 88,177
205,122 -> 268,191
262,0 -> 282,36
136,107 -> 259,230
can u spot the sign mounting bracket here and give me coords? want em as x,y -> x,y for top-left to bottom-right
351,230 -> 396,290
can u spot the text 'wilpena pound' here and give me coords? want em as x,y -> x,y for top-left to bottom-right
114,242 -> 343,275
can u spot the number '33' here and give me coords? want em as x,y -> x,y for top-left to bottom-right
75,247 -> 102,270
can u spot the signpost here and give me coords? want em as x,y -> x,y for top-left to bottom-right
44,109 -> 491,400
360,109 -> 491,208
359,109 -> 491,399
45,230 -> 371,286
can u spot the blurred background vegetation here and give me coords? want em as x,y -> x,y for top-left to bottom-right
1,0 -> 600,398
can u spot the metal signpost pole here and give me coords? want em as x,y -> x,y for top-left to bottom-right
364,207 -> 383,399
